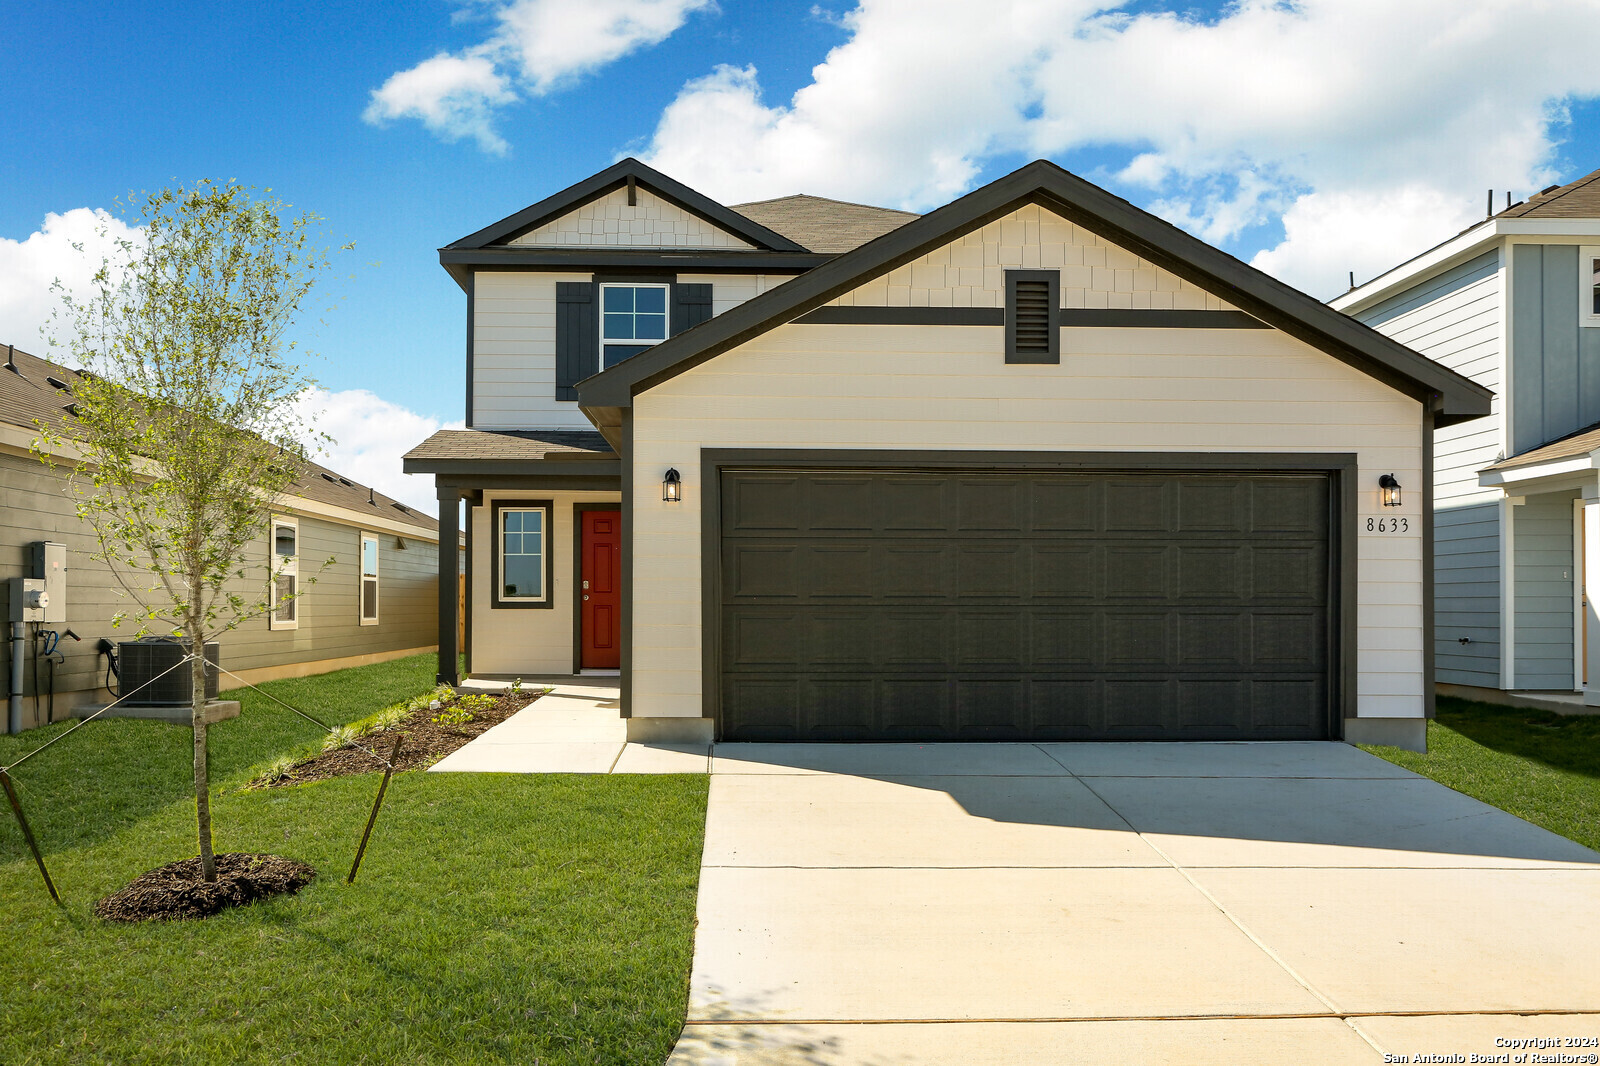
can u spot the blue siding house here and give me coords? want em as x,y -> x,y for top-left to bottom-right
1333,168 -> 1600,707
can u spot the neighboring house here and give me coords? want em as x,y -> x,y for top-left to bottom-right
405,158 -> 1489,751
2,343 -> 443,731
1331,168 -> 1600,709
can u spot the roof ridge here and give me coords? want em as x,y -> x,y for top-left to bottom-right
731,193 -> 920,216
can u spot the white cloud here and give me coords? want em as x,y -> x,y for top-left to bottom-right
363,53 -> 515,154
638,0 -> 1600,297
295,388 -> 463,513
0,208 -> 142,359
366,0 -> 713,152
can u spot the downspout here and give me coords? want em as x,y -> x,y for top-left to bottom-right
8,621 -> 22,734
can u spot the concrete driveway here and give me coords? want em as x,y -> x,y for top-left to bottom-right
669,742 -> 1600,1065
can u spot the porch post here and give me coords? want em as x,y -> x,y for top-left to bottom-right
437,485 -> 461,687
1584,486 -> 1600,707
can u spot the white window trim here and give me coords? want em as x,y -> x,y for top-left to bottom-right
496,504 -> 551,606
1581,246 -> 1600,328
598,282 -> 670,373
359,532 -> 380,626
269,515 -> 299,631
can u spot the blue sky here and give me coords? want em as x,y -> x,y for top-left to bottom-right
4,0 -> 1599,507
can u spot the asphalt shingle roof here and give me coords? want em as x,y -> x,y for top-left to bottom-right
730,194 -> 919,254
0,343 -> 437,532
1494,167 -> 1600,219
403,428 -> 613,462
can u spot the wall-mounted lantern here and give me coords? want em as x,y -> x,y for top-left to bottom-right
663,468 -> 682,503
1378,473 -> 1402,507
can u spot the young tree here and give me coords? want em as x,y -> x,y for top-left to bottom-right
37,181 -> 343,883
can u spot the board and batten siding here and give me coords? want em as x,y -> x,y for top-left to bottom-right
630,315 -> 1426,722
0,450 -> 438,727
472,271 -> 769,431
1512,490 -> 1578,690
468,490 -> 622,675
1353,249 -> 1503,688
1510,243 -> 1600,454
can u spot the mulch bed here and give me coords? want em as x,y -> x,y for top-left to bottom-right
252,688 -> 544,788
95,853 -> 316,922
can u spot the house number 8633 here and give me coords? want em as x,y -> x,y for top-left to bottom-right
1366,517 -> 1409,533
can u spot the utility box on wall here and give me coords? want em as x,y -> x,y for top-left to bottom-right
29,541 -> 66,624
8,578 -> 48,623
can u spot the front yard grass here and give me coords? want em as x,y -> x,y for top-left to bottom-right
1359,695 -> 1600,852
0,653 -> 708,1065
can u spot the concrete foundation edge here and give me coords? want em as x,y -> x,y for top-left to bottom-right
1436,682 -> 1599,716
626,717 -> 714,744
84,700 -> 242,726
1343,716 -> 1427,753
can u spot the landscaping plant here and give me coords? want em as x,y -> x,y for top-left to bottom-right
36,181 -> 345,885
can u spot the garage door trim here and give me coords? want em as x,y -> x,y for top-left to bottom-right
700,449 -> 1358,740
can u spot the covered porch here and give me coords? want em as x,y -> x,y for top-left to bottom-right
402,429 -> 623,693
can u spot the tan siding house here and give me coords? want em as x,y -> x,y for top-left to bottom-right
2,346 -> 443,732
407,158 -> 1490,752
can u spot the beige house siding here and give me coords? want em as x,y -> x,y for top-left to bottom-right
0,450 -> 439,728
468,490 -> 622,675
830,204 -> 1236,311
507,186 -> 757,249
472,271 -> 774,431
630,320 -> 1425,721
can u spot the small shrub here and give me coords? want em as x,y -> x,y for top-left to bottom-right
431,706 -> 474,726
509,677 -> 523,695
260,756 -> 297,783
456,693 -> 497,713
373,704 -> 409,729
322,725 -> 358,752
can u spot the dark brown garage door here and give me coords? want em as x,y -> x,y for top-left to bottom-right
716,468 -> 1335,742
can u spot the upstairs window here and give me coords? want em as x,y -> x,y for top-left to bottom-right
270,517 -> 298,630
600,283 -> 669,368
360,534 -> 380,625
1584,247 -> 1600,328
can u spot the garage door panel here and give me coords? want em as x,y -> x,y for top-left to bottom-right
718,469 -> 1334,742
1105,546 -> 1172,598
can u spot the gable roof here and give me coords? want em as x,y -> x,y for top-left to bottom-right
0,343 -> 438,534
445,157 -> 810,254
575,159 -> 1493,427
730,194 -> 919,254
1494,167 -> 1600,220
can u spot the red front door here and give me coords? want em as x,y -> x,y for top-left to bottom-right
580,510 -> 622,669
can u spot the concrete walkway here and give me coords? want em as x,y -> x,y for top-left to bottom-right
669,742 -> 1600,1065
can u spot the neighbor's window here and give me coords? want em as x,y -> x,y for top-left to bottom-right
270,517 -> 298,630
1583,247 -> 1600,327
493,500 -> 552,609
359,533 -> 379,625
600,283 -> 669,369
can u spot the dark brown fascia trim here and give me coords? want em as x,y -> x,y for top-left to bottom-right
792,306 -> 1269,328
432,474 -> 622,493
443,158 -> 810,252
441,248 -> 825,275
696,448 -> 1358,738
488,497 -> 556,610
402,457 -> 619,478
575,160 -> 1491,425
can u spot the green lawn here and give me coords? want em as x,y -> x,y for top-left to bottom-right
0,654 -> 708,1066
1359,695 -> 1600,852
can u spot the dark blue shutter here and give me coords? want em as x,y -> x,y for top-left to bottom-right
555,282 -> 594,400
672,283 -> 713,335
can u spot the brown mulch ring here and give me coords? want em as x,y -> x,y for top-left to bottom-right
251,687 -> 546,789
95,853 -> 316,922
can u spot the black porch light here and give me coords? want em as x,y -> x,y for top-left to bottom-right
663,468 -> 682,502
1378,473 -> 1402,507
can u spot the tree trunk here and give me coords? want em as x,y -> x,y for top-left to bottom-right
191,643 -> 216,883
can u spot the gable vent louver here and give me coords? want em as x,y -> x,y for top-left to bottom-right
1005,270 -> 1060,364
1013,281 -> 1052,355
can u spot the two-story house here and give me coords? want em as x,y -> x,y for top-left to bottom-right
1331,168 -> 1600,710
404,158 -> 1488,751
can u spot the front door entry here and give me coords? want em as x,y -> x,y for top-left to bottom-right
581,509 -> 622,669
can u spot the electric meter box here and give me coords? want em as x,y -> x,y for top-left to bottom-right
29,541 -> 65,623
8,578 -> 48,623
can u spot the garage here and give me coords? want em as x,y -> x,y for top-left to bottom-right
715,466 -> 1338,742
